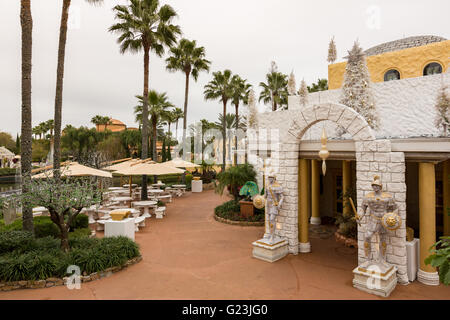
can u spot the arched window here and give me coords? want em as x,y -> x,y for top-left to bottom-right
384,69 -> 400,81
423,62 -> 442,76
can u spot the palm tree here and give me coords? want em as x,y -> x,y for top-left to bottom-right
135,90 -> 174,161
204,70 -> 234,171
230,75 -> 252,165
91,115 -> 111,131
259,65 -> 288,111
20,0 -> 33,233
166,38 -> 211,142
172,107 -> 184,139
46,119 -> 54,139
53,0 -> 103,179
110,0 -> 181,200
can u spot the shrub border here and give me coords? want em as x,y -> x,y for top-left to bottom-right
213,213 -> 264,227
0,255 -> 142,292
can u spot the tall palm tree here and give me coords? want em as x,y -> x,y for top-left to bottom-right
259,71 -> 288,111
53,0 -> 103,179
110,0 -> 181,199
166,38 -> 211,142
20,0 -> 33,233
204,70 -> 234,171
230,75 -> 251,165
135,90 -> 174,161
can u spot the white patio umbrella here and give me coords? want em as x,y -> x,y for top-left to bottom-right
115,162 -> 185,176
164,158 -> 201,169
32,162 -> 112,179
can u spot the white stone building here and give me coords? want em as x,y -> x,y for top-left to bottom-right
250,40 -> 449,287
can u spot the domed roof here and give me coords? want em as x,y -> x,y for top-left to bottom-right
109,119 -> 125,126
364,35 -> 447,56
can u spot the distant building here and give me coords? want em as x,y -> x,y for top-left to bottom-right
96,119 -> 127,132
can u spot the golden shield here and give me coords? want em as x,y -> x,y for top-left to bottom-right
253,195 -> 266,209
381,212 -> 402,231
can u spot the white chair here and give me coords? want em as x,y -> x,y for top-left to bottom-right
157,194 -> 172,203
155,206 -> 166,219
134,216 -> 146,231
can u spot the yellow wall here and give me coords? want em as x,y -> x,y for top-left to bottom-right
328,40 -> 450,90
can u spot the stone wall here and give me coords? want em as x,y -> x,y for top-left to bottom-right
286,72 -> 450,139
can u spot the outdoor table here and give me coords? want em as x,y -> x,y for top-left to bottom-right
151,183 -> 165,189
111,196 -> 132,206
172,184 -> 186,188
108,187 -> 125,191
133,200 -> 157,218
123,184 -> 138,188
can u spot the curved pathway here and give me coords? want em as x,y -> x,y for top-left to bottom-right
1,190 -> 448,299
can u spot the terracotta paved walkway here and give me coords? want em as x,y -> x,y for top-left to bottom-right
1,190 -> 449,300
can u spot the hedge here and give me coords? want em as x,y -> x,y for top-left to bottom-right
0,215 -> 91,239
214,200 -> 265,222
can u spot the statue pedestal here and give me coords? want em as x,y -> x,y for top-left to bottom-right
352,261 -> 397,297
252,238 -> 288,263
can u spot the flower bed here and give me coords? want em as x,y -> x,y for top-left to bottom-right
0,231 -> 141,289
214,200 -> 264,225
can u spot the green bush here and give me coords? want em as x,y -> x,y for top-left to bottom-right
0,216 -> 89,239
0,168 -> 17,177
68,228 -> 91,240
425,236 -> 450,285
72,214 -> 89,230
214,200 -> 264,222
0,231 -> 34,254
0,235 -> 141,281
215,164 -> 257,200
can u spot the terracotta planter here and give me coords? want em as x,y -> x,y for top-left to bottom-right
239,200 -> 254,217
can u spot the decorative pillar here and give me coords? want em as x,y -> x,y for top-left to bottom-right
298,159 -> 311,253
342,160 -> 352,216
310,159 -> 321,225
444,160 -> 450,237
418,162 -> 440,285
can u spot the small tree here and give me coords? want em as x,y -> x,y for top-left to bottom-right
434,84 -> 450,136
16,172 -> 102,251
215,164 -> 257,201
288,71 -> 297,96
327,36 -> 337,63
298,78 -> 308,107
339,41 -> 379,131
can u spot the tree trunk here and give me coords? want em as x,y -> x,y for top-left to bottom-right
141,46 -> 150,201
20,0 -> 34,233
53,0 -> 71,180
222,99 -> 227,171
152,117 -> 157,161
234,102 -> 239,166
182,71 -> 190,144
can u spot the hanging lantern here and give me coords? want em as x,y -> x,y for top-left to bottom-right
318,128 -> 330,175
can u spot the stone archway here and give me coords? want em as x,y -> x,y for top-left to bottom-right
259,102 -> 408,284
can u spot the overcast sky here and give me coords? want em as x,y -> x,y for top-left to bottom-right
1,0 -> 449,138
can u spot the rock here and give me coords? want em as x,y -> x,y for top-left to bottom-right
18,281 -> 27,287
1,286 -> 14,291
0,283 -> 5,288
81,276 -> 91,282
46,277 -> 60,282
46,282 -> 54,288
55,279 -> 64,286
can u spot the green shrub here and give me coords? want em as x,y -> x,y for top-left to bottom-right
71,214 -> 89,230
214,200 -> 264,222
0,234 -> 141,281
425,236 -> 450,285
33,216 -> 60,238
68,228 -> 91,240
215,164 -> 257,200
0,231 -> 34,254
0,168 -> 17,177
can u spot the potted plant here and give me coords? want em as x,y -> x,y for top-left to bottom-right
239,181 -> 259,217
425,236 -> 450,285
